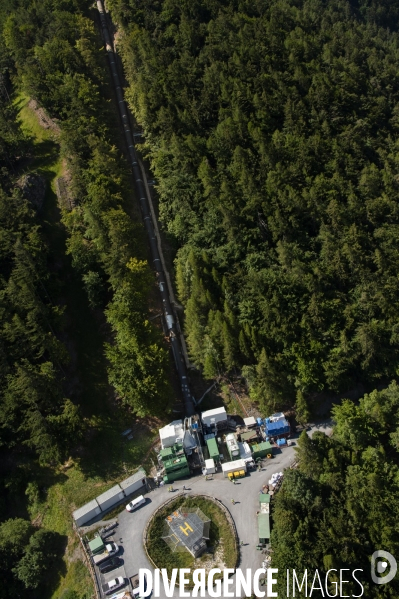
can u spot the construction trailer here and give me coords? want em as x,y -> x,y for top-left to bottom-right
221,458 -> 247,479
206,437 -> 220,462
201,407 -> 228,430
251,441 -> 273,460
73,499 -> 102,527
120,468 -> 146,497
96,484 -> 125,512
258,493 -> 271,545
225,433 -> 240,460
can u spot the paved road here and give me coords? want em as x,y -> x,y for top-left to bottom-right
115,422 -> 332,597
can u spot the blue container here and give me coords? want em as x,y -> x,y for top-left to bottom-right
265,418 -> 270,423
257,417 -> 263,426
277,438 -> 287,447
266,419 -> 290,436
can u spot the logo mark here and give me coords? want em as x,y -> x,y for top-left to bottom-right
371,551 -> 397,584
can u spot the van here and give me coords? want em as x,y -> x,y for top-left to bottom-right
125,495 -> 146,512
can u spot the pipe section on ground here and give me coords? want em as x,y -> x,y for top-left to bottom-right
96,0 -> 195,416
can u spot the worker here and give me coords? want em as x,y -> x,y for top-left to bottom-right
231,499 -> 235,505
241,541 -> 244,547
183,485 -> 186,491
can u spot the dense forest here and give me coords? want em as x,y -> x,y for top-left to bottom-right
2,0 -> 173,419
271,382 -> 399,597
0,0 -> 173,596
0,79 -> 74,599
109,0 -> 399,415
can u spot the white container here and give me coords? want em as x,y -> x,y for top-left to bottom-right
221,459 -> 247,477
204,458 -> 216,474
226,433 -> 240,458
201,407 -> 227,427
73,499 -> 102,527
120,468 -> 146,497
159,420 -> 184,448
243,416 -> 257,428
96,484 -> 124,512
239,442 -> 252,461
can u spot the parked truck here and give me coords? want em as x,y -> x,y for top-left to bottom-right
88,537 -> 119,565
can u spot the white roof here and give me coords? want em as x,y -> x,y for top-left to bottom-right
120,468 -> 146,490
159,420 -> 183,440
222,458 -> 246,471
202,407 -> 227,419
239,442 -> 252,460
96,484 -> 123,503
243,416 -> 256,427
159,424 -> 175,440
205,459 -> 215,469
226,433 -> 239,451
269,412 -> 285,422
73,499 -> 100,520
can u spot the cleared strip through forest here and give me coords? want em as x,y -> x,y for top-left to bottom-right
96,0 -> 195,416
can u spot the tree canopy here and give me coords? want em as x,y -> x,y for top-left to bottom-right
271,382 -> 399,597
110,0 -> 399,412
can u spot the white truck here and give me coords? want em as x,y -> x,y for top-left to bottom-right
92,541 -> 119,565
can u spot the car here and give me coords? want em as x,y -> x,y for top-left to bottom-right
99,557 -> 123,574
102,577 -> 125,595
126,495 -> 146,512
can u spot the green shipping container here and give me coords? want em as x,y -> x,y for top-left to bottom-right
206,437 -> 220,461
252,441 -> 273,460
258,513 -> 270,543
163,465 -> 190,483
164,456 -> 188,474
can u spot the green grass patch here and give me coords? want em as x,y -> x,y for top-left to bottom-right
146,496 -> 238,586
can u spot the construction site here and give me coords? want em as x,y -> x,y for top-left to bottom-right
154,408 -> 291,484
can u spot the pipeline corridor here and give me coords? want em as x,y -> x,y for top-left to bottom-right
96,0 -> 195,417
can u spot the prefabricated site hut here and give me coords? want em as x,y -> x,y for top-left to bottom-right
120,468 -> 146,498
73,499 -> 102,527
96,484 -> 124,512
201,407 -> 227,430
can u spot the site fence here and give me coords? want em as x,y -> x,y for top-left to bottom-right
142,492 -> 239,584
73,521 -> 102,599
